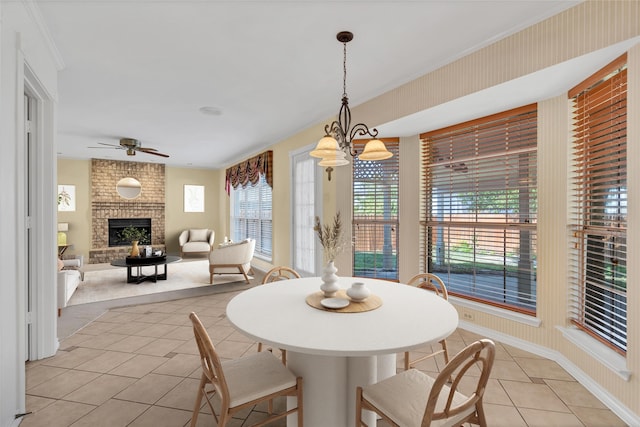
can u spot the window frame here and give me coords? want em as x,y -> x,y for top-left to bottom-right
230,174 -> 273,260
420,104 -> 538,315
352,138 -> 400,281
568,54 -> 627,355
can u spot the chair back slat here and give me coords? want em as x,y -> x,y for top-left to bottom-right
407,273 -> 448,300
423,339 -> 495,424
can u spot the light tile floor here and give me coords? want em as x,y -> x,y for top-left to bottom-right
23,281 -> 627,427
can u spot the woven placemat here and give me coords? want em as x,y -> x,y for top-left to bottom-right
305,289 -> 382,313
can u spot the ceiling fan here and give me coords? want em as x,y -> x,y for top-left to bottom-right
91,138 -> 170,158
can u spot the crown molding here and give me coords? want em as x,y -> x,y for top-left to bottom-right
22,0 -> 65,70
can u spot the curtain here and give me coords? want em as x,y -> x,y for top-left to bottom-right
225,150 -> 273,195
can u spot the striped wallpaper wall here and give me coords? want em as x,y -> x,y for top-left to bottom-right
335,1 -> 640,420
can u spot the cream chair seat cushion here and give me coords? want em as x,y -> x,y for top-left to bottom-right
361,369 -> 473,427
221,351 -> 298,407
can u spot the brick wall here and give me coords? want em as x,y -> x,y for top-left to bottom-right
90,159 -> 166,263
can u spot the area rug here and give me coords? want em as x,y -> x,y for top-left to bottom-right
68,259 -> 253,305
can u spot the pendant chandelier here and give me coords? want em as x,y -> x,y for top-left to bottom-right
310,31 -> 393,180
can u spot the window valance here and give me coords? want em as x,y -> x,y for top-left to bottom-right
225,150 -> 273,194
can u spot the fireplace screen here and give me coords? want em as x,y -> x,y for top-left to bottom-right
108,218 -> 151,247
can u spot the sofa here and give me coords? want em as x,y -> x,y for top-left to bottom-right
179,229 -> 215,257
209,238 -> 255,284
57,257 -> 83,316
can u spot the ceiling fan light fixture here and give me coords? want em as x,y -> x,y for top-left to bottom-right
91,137 -> 170,158
358,139 -> 393,161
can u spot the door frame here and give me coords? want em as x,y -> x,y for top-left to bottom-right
22,62 -> 59,361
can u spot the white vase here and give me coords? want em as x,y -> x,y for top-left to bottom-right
320,261 -> 340,297
346,282 -> 371,302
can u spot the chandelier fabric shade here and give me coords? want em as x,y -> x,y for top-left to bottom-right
311,31 -> 392,176
225,150 -> 273,195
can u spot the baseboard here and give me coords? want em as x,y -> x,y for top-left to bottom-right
458,320 -> 640,426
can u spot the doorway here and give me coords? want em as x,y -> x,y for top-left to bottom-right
290,146 -> 322,277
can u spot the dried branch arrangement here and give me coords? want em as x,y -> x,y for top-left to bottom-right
314,211 -> 347,262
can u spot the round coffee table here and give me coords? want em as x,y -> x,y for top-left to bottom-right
110,255 -> 181,284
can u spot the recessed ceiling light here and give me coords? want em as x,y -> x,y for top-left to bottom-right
199,106 -> 223,116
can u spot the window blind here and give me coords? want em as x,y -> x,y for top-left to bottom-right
568,54 -> 627,354
353,139 -> 399,280
231,174 -> 273,259
420,105 -> 537,314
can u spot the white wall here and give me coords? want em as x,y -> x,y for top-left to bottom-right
0,1 -> 61,426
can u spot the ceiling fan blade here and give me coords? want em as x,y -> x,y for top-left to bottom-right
97,142 -> 122,148
139,148 -> 170,158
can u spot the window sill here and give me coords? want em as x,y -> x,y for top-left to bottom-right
557,326 -> 630,381
253,253 -> 272,263
449,296 -> 542,327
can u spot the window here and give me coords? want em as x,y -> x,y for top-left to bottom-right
569,54 -> 627,354
231,174 -> 272,259
226,151 -> 273,260
421,105 -> 537,314
352,139 -> 399,280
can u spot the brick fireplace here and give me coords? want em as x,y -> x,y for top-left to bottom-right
89,159 -> 166,263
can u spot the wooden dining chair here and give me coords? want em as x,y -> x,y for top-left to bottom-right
403,273 -> 451,371
261,266 -> 301,284
257,266 -> 301,364
189,312 -> 304,427
356,339 -> 495,427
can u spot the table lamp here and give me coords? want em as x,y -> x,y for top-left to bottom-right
57,223 -> 68,245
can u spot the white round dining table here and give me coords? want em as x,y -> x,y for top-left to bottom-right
226,276 -> 459,427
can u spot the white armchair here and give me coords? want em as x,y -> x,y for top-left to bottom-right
179,229 -> 215,257
209,238 -> 255,284
57,256 -> 83,316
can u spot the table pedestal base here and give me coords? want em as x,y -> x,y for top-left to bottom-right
126,263 -> 168,284
286,352 -> 396,427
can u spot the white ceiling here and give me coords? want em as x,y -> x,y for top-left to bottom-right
37,0 -> 612,169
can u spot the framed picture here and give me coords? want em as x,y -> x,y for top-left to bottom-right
57,185 -> 76,211
184,184 -> 205,212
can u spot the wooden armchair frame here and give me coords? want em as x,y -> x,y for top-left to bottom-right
189,312 -> 304,427
257,266 -> 302,365
404,273 -> 450,371
261,266 -> 301,284
356,339 -> 495,427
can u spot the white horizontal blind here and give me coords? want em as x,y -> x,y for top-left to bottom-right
353,139 -> 399,280
421,105 -> 537,314
231,175 -> 272,259
569,54 -> 627,354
